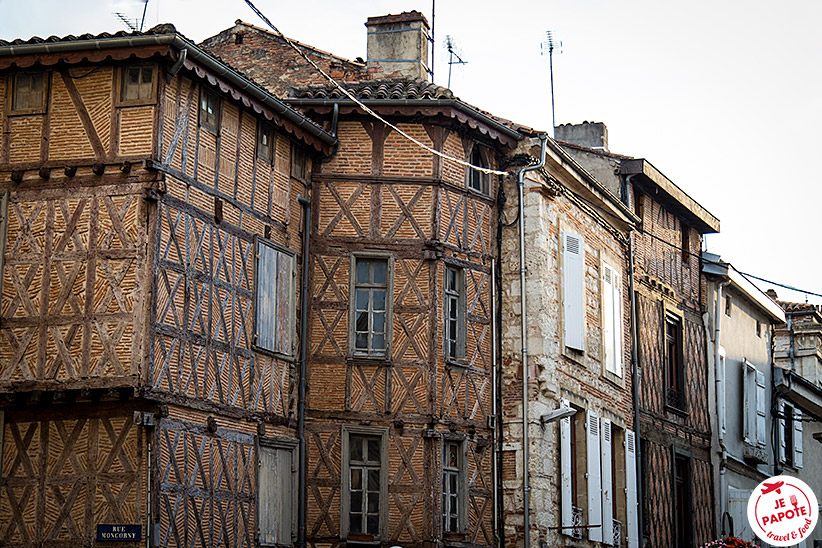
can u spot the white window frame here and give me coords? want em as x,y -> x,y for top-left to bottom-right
349,253 -> 394,360
743,360 -> 768,448
258,439 -> 298,547
441,436 -> 468,535
253,237 -> 296,357
443,265 -> 466,364
466,143 -> 490,195
340,426 -> 389,541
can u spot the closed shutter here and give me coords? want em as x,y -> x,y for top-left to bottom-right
275,251 -> 295,355
602,265 -> 615,374
778,400 -> 786,464
718,347 -> 726,435
743,361 -> 754,444
600,418 -> 614,545
560,398 -> 574,535
256,242 -> 277,352
612,270 -> 623,377
563,232 -> 585,351
259,446 -> 294,546
755,370 -> 767,448
794,408 -> 803,469
586,410 -> 602,542
625,430 -> 639,548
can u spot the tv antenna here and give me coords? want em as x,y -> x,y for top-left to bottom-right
541,30 -> 562,136
444,35 -> 467,89
112,0 -> 150,32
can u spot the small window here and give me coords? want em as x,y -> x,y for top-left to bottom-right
351,256 -> 392,358
258,443 -> 296,546
199,88 -> 221,133
120,64 -> 155,104
11,72 -> 47,114
291,143 -> 309,181
665,315 -> 685,411
258,122 -> 275,163
444,266 -> 465,363
442,439 -> 465,534
341,428 -> 388,541
467,145 -> 489,195
254,238 -> 295,356
632,187 -> 644,222
725,295 -> 732,317
681,224 -> 690,265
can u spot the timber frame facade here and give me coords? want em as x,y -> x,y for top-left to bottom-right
0,24 -> 334,548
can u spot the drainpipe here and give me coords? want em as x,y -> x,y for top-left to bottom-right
491,259 -> 500,548
627,236 -> 644,545
715,279 -> 730,534
517,134 -> 547,548
297,195 -> 311,548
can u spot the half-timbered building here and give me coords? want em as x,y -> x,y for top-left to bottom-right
204,11 -> 522,548
0,24 -> 335,547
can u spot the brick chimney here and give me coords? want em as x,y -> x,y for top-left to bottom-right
555,121 -> 609,151
365,11 -> 430,80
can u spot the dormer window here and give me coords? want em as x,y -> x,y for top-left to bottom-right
11,72 -> 47,114
467,145 -> 489,195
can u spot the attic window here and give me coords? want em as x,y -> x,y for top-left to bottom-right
119,64 -> 155,104
199,88 -> 221,133
291,144 -> 309,181
11,72 -> 47,114
235,32 -> 244,44
257,122 -> 275,163
467,145 -> 489,195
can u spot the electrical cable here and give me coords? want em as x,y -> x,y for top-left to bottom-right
242,0 -> 508,177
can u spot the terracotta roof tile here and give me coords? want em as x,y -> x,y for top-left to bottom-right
0,23 -> 178,47
291,78 -> 454,100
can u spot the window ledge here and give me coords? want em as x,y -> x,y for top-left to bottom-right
346,355 -> 392,367
665,404 -> 690,417
562,346 -> 585,366
601,369 -> 625,389
445,357 -> 469,369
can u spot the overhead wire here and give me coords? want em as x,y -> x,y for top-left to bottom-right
242,0 -> 508,176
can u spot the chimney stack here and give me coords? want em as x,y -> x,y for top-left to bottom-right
555,121 -> 609,151
365,11 -> 430,80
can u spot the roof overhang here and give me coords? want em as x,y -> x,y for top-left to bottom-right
0,32 -> 337,154
702,252 -> 786,323
620,158 -> 719,234
774,367 -> 822,420
286,98 -> 523,149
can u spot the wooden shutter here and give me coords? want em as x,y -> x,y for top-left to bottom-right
560,398 -> 574,535
755,369 -> 767,448
625,430 -> 639,548
256,241 -> 277,352
794,408 -> 803,469
259,446 -> 294,546
586,410 -> 602,542
778,400 -> 786,464
600,418 -> 614,545
563,232 -> 585,351
612,270 -> 623,377
275,251 -> 294,355
743,361 -> 754,444
718,347 -> 726,435
602,265 -> 615,374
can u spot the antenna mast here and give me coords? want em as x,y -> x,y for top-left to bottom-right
444,35 -> 467,89
541,30 -> 562,136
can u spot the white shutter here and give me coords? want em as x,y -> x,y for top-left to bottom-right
600,418 -> 614,545
586,410 -> 602,542
602,265 -> 616,375
743,361 -> 754,444
794,408 -> 803,469
560,398 -> 574,535
625,430 -> 639,548
778,400 -> 786,464
563,232 -> 585,351
718,347 -> 726,435
612,270 -> 623,377
755,370 -> 767,448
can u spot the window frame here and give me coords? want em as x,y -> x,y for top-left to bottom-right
253,237 -> 296,358
199,87 -> 222,134
340,425 -> 389,542
440,435 -> 468,536
291,142 -> 309,181
443,264 -> 467,365
115,63 -> 157,107
257,121 -> 276,164
257,437 -> 298,547
664,313 -> 687,413
348,253 -> 394,361
601,262 -> 624,379
561,231 -> 586,354
466,143 -> 491,195
9,71 -> 49,115
672,451 -> 694,548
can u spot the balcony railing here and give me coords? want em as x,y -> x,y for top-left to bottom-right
613,519 -> 623,547
570,506 -> 583,539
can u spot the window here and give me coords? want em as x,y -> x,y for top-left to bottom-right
467,144 -> 489,195
350,256 -> 392,358
602,263 -> 623,377
441,439 -> 466,534
559,400 -> 583,539
257,122 -> 275,163
119,64 -> 155,104
562,232 -> 585,352
632,187 -> 644,222
258,442 -> 297,546
778,402 -> 803,469
756,320 -> 762,338
11,72 -> 47,113
725,295 -> 732,317
341,427 -> 388,541
199,88 -> 221,133
673,454 -> 693,548
743,360 -> 767,448
291,143 -> 309,181
444,266 -> 465,363
665,315 -> 686,411
254,238 -> 295,356
681,224 -> 690,265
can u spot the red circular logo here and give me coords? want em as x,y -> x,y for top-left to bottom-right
748,475 -> 818,546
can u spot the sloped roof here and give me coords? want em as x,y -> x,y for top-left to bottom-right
0,23 -> 178,47
292,78 -> 454,100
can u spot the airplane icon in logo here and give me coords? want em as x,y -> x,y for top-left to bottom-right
761,481 -> 785,495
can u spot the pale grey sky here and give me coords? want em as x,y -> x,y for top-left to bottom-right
2,0 -> 820,304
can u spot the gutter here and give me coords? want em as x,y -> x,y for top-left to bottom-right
0,33 -> 337,147
516,134 -> 548,548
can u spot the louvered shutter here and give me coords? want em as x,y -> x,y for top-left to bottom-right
586,410 -> 602,542
602,265 -> 615,374
778,400 -> 786,464
625,430 -> 639,548
794,408 -> 803,469
755,370 -> 767,448
718,348 -> 726,435
743,361 -> 754,444
560,398 -> 574,535
600,418 -> 614,545
563,232 -> 585,351
612,270 -> 623,377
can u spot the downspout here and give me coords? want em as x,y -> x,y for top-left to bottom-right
297,195 -> 311,548
627,235 -> 644,545
517,134 -> 547,548
491,258 -> 500,548
715,279 -> 730,534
